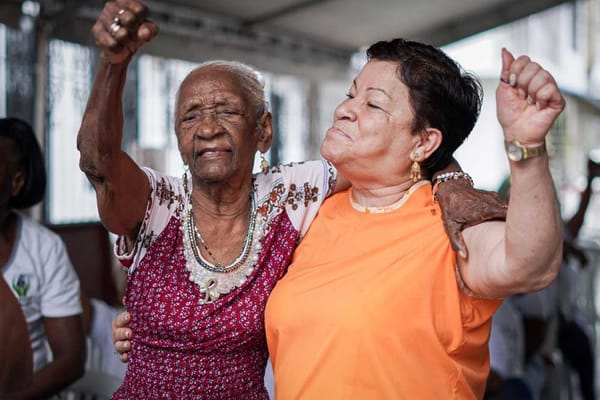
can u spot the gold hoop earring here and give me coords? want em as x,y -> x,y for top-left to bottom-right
260,153 -> 269,174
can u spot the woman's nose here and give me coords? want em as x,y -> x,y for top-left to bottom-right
196,113 -> 224,139
334,98 -> 356,121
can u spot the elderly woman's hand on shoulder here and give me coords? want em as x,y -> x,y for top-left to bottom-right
112,310 -> 132,363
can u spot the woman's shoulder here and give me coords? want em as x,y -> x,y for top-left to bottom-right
12,214 -> 69,268
141,167 -> 186,214
17,214 -> 63,246
142,167 -> 184,193
254,160 -> 334,194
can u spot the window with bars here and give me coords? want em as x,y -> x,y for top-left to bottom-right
0,26 -> 313,225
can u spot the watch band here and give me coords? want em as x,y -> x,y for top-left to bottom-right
504,140 -> 547,161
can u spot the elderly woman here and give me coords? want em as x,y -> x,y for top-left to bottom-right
90,1 -> 506,399
0,118 -> 85,399
264,40 -> 563,399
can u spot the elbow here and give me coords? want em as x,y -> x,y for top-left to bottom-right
543,241 -> 564,287
519,240 -> 563,293
77,124 -> 113,178
77,137 -> 112,185
52,348 -> 86,385
72,336 -> 87,378
70,343 -> 87,381
79,157 -> 105,185
71,359 -> 86,383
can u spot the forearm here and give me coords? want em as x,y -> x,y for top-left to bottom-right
76,55 -> 150,237
504,155 -> 562,290
77,55 -> 130,181
4,356 -> 85,400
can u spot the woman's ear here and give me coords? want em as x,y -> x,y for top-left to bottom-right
257,112 -> 273,153
411,128 -> 442,161
11,170 -> 25,198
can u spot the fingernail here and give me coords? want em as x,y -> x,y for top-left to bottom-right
126,330 -> 131,339
527,95 -> 533,105
140,26 -> 150,39
459,250 -> 467,258
509,73 -> 516,86
124,342 -> 130,349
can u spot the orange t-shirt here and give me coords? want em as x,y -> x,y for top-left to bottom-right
265,183 -> 501,399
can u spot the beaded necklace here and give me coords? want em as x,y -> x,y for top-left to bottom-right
181,172 -> 265,305
349,181 -> 428,214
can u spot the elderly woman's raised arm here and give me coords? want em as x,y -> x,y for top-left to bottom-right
458,49 -> 564,298
77,0 -> 158,244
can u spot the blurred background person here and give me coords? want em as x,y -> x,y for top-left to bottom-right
486,158 -> 600,400
554,156 -> 600,400
0,117 -> 86,399
0,278 -> 32,395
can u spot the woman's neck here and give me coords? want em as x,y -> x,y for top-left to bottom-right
0,210 -> 16,237
190,176 -> 253,219
350,180 -> 417,208
0,211 -> 18,269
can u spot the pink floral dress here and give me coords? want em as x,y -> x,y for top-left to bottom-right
111,161 -> 336,399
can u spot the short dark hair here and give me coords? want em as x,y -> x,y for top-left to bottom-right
366,39 -> 483,178
0,118 -> 47,208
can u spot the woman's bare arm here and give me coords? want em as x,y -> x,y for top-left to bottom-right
77,0 -> 158,244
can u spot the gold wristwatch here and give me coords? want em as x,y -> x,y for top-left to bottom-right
504,140 -> 547,162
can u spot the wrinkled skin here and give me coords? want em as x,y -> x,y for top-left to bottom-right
435,179 -> 508,259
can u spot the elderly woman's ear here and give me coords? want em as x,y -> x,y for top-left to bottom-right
257,112 -> 273,153
412,128 -> 442,162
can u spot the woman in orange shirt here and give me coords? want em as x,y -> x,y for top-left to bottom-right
264,39 -> 563,399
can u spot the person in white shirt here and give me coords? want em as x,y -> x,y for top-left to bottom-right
0,117 -> 85,399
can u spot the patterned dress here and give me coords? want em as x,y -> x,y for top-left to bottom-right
111,161 -> 335,400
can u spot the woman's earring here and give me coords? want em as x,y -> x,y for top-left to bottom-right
260,153 -> 269,174
411,152 -> 422,182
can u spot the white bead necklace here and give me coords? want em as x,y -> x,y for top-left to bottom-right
181,173 -> 265,305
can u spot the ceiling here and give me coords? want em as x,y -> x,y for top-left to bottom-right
1,0 -> 571,79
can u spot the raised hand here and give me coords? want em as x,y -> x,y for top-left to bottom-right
496,49 -> 565,144
91,0 -> 159,64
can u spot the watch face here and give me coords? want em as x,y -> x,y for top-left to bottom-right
507,142 -> 523,161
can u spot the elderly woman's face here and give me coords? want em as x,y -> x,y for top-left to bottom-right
321,60 -> 419,180
175,67 -> 260,183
